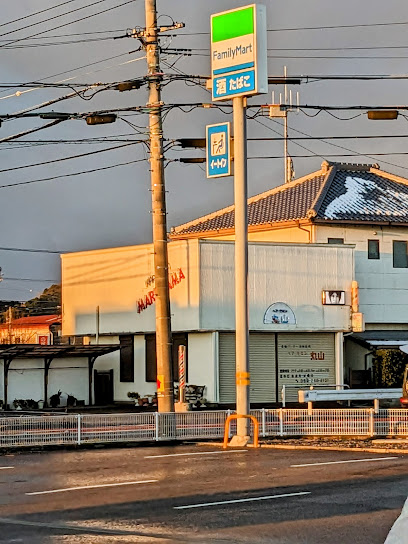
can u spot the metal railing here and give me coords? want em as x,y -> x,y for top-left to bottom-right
0,408 -> 407,449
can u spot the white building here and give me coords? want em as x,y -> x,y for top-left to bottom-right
59,160 -> 408,405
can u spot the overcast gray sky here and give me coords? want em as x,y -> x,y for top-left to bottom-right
2,0 -> 408,301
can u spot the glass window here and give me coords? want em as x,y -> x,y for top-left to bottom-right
328,238 -> 344,244
393,241 -> 408,268
368,239 -> 380,259
119,335 -> 134,382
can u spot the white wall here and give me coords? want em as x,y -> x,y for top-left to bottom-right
315,225 -> 408,325
91,335 -> 156,402
62,240 -> 200,336
187,332 -> 218,402
0,357 -> 89,407
199,241 -> 353,332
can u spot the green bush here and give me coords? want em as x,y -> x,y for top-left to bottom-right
373,349 -> 408,387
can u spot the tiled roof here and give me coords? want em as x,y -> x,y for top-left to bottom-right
317,168 -> 408,222
170,161 -> 408,238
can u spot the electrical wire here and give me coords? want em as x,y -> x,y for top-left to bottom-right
0,0 -> 110,40
0,0 -> 138,49
0,141 -> 145,174
0,0 -> 78,29
0,158 -> 147,189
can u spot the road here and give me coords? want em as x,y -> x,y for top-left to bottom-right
0,443 -> 407,543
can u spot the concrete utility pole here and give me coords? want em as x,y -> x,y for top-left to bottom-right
144,0 -> 174,412
233,97 -> 250,441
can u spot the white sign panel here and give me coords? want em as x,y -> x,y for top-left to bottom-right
211,4 -> 268,101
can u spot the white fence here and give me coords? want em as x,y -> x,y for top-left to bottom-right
0,409 -> 407,449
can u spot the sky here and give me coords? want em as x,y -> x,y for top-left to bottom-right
2,0 -> 408,301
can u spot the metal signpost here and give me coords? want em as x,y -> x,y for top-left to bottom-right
206,122 -> 231,178
210,4 -> 267,445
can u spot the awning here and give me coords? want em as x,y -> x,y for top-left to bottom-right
351,331 -> 408,349
0,344 -> 119,359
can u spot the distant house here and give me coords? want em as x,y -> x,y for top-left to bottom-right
0,314 -> 61,345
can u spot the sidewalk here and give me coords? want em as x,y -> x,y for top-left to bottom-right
384,498 -> 408,543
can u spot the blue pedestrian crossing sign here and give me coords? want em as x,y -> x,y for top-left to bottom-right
206,122 -> 231,178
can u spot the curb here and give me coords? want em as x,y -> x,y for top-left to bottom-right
259,444 -> 408,454
196,442 -> 408,454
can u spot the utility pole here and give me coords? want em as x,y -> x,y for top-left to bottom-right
7,306 -> 12,344
144,0 -> 173,412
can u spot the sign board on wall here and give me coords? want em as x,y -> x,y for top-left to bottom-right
264,303 -> 296,325
211,4 -> 268,101
322,290 -> 345,305
206,122 -> 231,178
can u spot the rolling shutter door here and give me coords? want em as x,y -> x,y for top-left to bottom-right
219,333 -> 236,403
277,333 -> 335,402
249,333 -> 276,403
219,333 -> 276,404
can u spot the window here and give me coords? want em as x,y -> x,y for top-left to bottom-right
145,333 -> 188,382
119,335 -> 134,382
393,241 -> 408,268
328,238 -> 344,244
368,239 -> 380,260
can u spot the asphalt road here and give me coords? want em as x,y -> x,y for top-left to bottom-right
0,443 -> 407,543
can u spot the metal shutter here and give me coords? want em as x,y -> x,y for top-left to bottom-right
219,333 -> 236,403
277,333 -> 335,402
249,333 -> 276,403
219,333 -> 276,404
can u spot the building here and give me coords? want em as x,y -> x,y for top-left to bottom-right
0,314 -> 61,345
57,160 -> 408,405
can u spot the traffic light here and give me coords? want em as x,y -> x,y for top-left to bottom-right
367,110 -> 398,120
86,114 -> 117,125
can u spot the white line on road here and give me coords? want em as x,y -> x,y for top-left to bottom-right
291,457 -> 398,468
145,450 -> 248,459
0,467 -> 13,470
26,479 -> 158,496
174,491 -> 311,509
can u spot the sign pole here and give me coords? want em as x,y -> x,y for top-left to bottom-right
233,96 -> 250,442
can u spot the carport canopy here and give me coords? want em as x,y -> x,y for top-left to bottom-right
0,344 -> 120,408
351,330 -> 408,349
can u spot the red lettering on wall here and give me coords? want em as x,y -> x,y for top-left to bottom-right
137,269 -> 185,314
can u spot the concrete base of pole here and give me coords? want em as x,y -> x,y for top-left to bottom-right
228,435 -> 251,447
174,402 -> 190,413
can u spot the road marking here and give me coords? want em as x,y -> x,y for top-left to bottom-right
145,450 -> 248,459
26,479 -> 158,496
291,456 -> 398,468
174,491 -> 311,509
0,467 -> 13,470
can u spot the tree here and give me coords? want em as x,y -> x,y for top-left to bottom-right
24,284 -> 61,316
373,349 -> 408,387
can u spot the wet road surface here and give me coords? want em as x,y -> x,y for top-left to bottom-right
0,443 -> 407,543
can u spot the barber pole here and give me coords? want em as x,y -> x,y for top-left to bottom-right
178,345 -> 186,403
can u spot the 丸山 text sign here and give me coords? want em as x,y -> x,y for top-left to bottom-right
211,4 -> 267,101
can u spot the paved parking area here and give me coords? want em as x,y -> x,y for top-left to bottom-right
0,444 -> 407,543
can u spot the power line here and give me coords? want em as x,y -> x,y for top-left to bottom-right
0,0 -> 110,40
0,158 -> 147,189
0,247 -> 64,254
0,141 -> 145,173
0,0 -> 78,29
0,0 -> 138,49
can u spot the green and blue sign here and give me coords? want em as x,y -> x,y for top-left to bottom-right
211,4 -> 267,101
206,122 -> 231,178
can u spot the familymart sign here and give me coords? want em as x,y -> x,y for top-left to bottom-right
211,4 -> 267,101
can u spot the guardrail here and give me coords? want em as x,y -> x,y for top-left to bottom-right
281,384 -> 350,407
298,388 -> 402,413
0,408 -> 407,448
